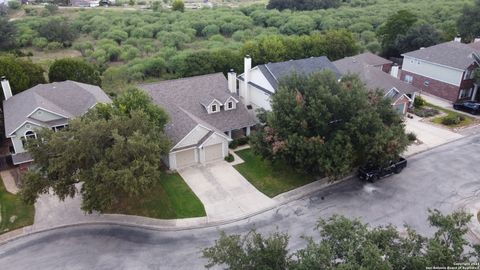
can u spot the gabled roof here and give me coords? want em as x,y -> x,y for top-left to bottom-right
250,56 -> 342,90
139,73 -> 256,146
3,80 -> 111,136
343,52 -> 393,67
402,41 -> 480,70
334,56 -> 418,97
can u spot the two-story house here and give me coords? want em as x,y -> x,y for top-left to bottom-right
139,73 -> 256,170
235,56 -> 341,111
400,39 -> 480,102
334,53 -> 418,115
1,78 -> 112,167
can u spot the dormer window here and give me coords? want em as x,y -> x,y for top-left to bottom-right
211,104 -> 218,112
227,101 -> 233,109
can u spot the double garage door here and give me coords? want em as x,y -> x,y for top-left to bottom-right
175,143 -> 223,169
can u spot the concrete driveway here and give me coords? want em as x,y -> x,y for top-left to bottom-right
2,135 -> 480,269
178,161 -> 275,222
405,115 -> 463,155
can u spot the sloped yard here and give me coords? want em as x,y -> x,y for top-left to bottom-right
0,177 -> 34,234
234,149 -> 316,197
106,173 -> 206,219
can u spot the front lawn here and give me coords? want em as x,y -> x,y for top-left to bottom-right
427,103 -> 475,128
106,173 -> 206,219
234,149 -> 316,197
0,177 -> 34,234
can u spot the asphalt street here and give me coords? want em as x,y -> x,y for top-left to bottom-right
1,134 -> 480,270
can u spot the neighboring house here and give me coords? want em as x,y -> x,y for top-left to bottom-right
236,56 -> 341,111
1,78 -> 112,167
139,73 -> 256,171
334,53 -> 418,115
400,39 -> 480,102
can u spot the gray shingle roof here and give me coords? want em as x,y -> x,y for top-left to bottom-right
257,56 -> 342,89
342,52 -> 393,67
402,41 -> 480,70
139,73 -> 256,147
3,80 -> 112,136
334,56 -> 418,97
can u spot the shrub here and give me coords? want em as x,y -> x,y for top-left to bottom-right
32,37 -> 48,49
441,114 -> 464,126
7,1 -> 21,9
45,4 -> 59,14
171,0 -> 184,12
46,41 -> 63,51
224,154 -> 234,162
414,95 -> 426,108
407,132 -> 417,142
228,137 -> 249,149
411,107 -> 439,118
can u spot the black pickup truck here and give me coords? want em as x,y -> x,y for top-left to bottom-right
358,157 -> 407,182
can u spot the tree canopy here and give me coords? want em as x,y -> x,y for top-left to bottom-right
203,210 -> 479,269
0,17 -> 17,51
171,0 -> 184,12
393,24 -> 441,55
20,88 -> 171,213
267,0 -> 341,11
250,72 -> 408,179
37,17 -> 78,46
457,0 -> 480,42
377,10 -> 418,57
0,55 -> 46,96
49,58 -> 101,85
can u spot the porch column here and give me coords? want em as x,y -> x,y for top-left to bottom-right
246,126 -> 251,136
227,130 -> 232,138
472,84 -> 479,101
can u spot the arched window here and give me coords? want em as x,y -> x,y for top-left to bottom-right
22,131 -> 37,148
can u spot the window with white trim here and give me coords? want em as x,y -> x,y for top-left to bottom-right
227,101 -> 233,109
52,124 -> 68,132
404,75 -> 413,84
22,131 -> 37,148
211,104 -> 217,112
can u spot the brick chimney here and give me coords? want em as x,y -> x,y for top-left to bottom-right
1,76 -> 12,100
243,55 -> 252,106
227,69 -> 237,94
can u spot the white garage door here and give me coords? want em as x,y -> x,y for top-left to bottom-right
175,149 -> 196,168
204,144 -> 223,162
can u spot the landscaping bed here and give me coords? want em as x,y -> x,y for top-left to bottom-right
427,103 -> 475,128
0,177 -> 34,234
106,173 -> 206,219
234,149 -> 316,197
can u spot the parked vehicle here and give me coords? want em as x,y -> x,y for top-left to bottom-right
358,158 -> 407,182
453,100 -> 480,115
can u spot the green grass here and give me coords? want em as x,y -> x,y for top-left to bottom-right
234,149 -> 316,197
0,177 -> 34,234
427,103 -> 475,128
107,173 -> 206,219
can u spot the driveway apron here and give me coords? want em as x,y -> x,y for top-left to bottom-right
178,161 -> 275,222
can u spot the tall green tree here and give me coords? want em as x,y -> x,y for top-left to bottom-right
49,58 -> 101,85
457,0 -> 480,42
393,24 -> 441,55
377,10 -> 417,57
0,17 -> 17,51
20,88 -> 171,213
203,210 -> 477,269
0,55 -> 46,96
250,72 -> 408,179
171,0 -> 184,12
37,17 -> 78,46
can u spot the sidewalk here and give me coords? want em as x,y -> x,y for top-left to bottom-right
404,114 -> 463,156
0,170 -> 19,194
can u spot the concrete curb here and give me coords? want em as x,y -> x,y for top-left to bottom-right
0,135 -> 474,246
0,175 -> 353,246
